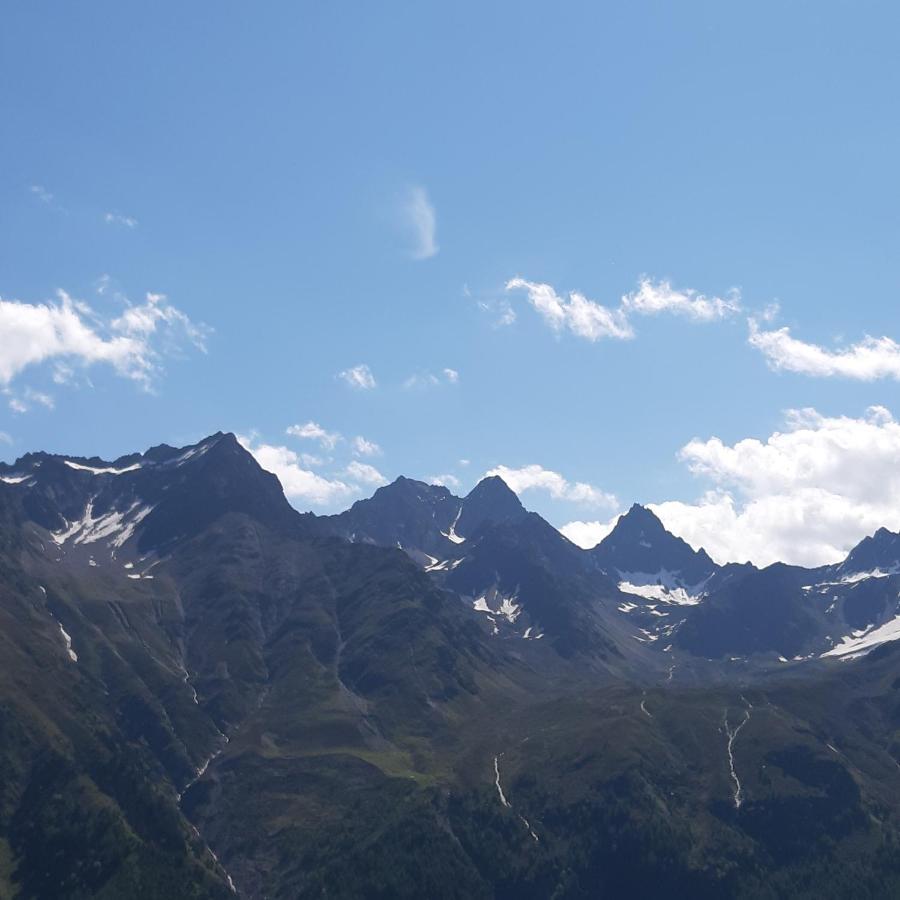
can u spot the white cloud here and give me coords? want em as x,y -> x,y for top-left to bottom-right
428,473 -> 461,490
30,184 -> 54,204
622,278 -> 740,321
558,407 -> 900,566
403,368 -> 460,390
5,386 -> 56,414
104,211 -> 138,229
0,290 -> 207,391
749,319 -> 900,380
238,435 -> 355,507
352,436 -> 381,457
286,421 -> 342,450
477,298 -> 517,328
344,460 -> 387,487
484,463 -> 618,509
650,406 -> 900,567
401,185 -> 438,260
506,278 -> 633,341
0,431 -> 11,445
559,517 -> 619,549
505,276 -> 739,342
338,364 -> 376,390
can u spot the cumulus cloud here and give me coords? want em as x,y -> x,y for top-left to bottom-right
344,460 -> 387,486
287,421 -> 342,450
560,407 -> 900,567
748,319 -> 900,380
658,407 -> 900,566
338,364 -> 376,390
238,435 -> 355,507
559,518 -> 619,549
505,276 -> 739,342
484,463 -> 618,509
428,473 -> 461,490
400,185 -> 438,260
0,290 -> 207,394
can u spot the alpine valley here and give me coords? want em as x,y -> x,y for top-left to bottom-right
5,432 -> 900,899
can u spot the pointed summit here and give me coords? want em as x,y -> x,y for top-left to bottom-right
614,503 -> 668,534
592,504 -> 716,586
456,476 -> 526,537
315,477 -> 459,556
839,526 -> 900,575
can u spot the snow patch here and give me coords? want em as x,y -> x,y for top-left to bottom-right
822,612 -> 900,660
441,507 -> 466,544
64,460 -> 142,475
804,566 -> 900,592
472,587 -> 521,624
425,557 -> 464,572
0,474 -> 31,484
52,499 -> 154,549
51,618 -> 77,662
617,569 -> 707,606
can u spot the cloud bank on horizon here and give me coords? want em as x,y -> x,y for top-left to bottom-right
561,406 -> 900,568
235,399 -> 900,572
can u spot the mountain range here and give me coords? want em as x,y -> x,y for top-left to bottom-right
3,433 -> 900,897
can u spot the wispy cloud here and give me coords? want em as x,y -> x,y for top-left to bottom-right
477,297 -> 517,328
338,364 -> 377,390
7,387 -> 56,414
286,421 -> 342,450
505,276 -> 740,342
104,211 -> 138,229
29,184 -> 54,205
403,368 -> 459,390
748,319 -> 900,380
352,436 -> 381,457
400,185 -> 438,260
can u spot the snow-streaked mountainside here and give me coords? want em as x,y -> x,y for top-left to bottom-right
6,432 -> 900,665
312,467 -> 900,665
8,433 -> 900,897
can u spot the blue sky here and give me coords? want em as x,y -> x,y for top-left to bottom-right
4,2 -> 900,565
